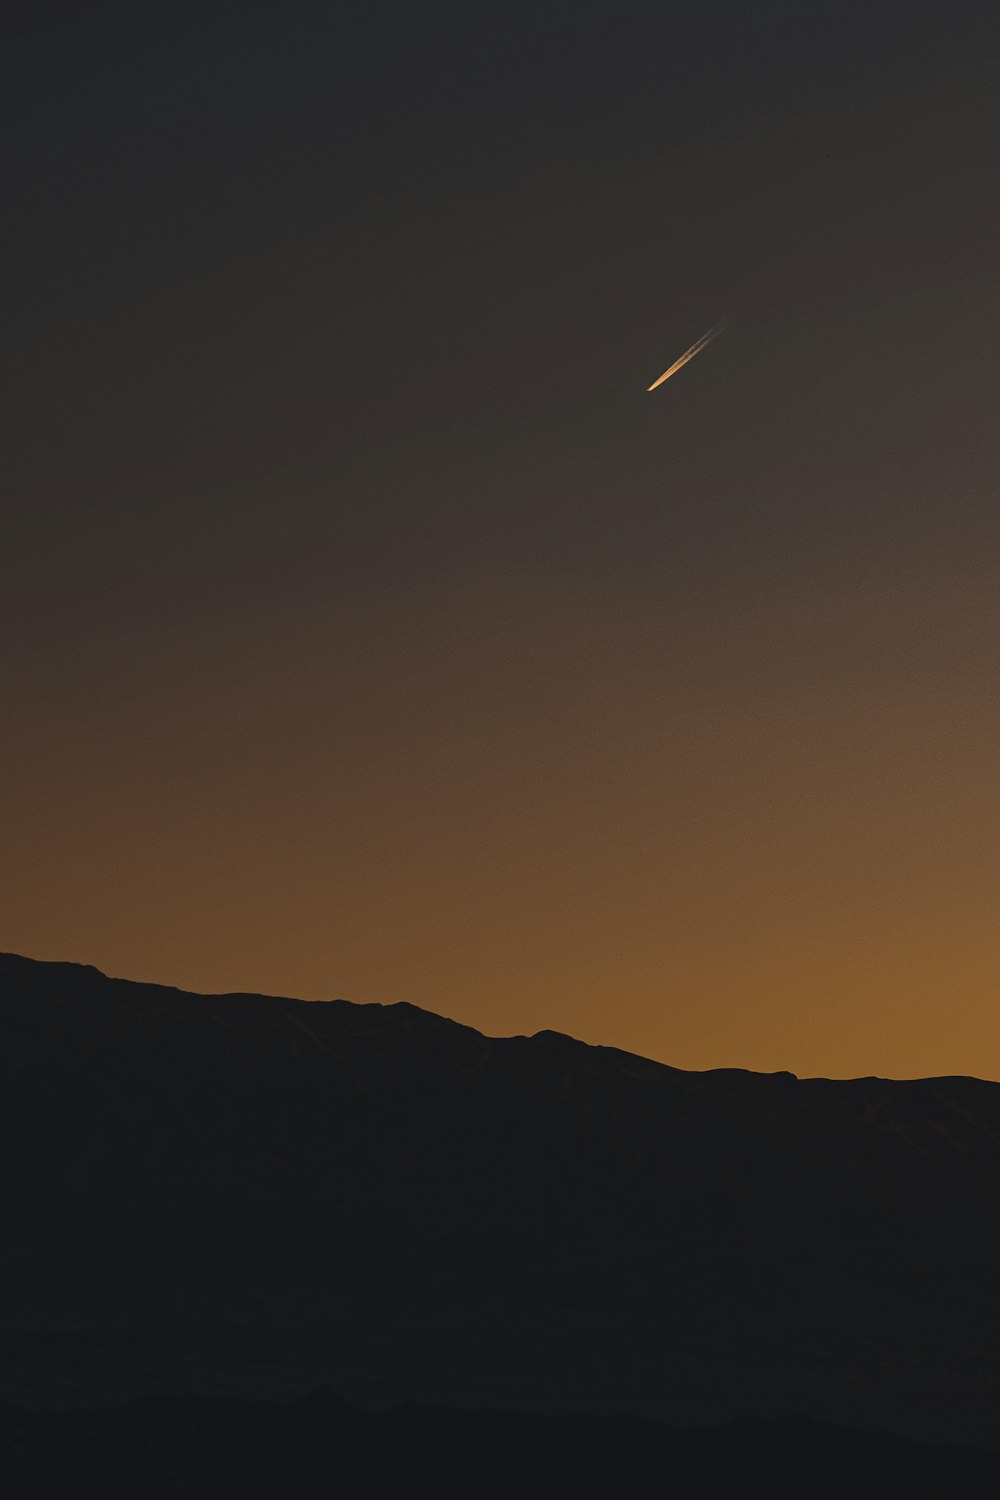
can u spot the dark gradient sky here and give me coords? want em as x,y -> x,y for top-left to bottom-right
4,1 -> 1000,1077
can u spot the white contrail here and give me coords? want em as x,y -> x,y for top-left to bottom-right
647,320 -> 727,392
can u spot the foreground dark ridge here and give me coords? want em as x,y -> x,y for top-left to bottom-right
1,1393 -> 996,1498
3,952 -> 1000,1462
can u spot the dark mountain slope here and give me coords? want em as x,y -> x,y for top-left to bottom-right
3,951 -> 1000,1455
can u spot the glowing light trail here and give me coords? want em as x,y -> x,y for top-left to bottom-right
647,321 -> 727,392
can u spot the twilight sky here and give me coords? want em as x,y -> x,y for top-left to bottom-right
4,0 -> 1000,1078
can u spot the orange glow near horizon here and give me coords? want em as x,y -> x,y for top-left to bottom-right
6,556 -> 1000,1084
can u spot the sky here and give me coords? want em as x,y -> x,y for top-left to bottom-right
3,0 -> 1000,1079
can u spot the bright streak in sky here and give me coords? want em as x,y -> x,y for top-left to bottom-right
647,321 -> 727,392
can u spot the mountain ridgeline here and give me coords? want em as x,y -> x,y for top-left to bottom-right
2,951 -> 999,1489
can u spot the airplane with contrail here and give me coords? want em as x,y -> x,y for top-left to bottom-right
647,320 -> 727,392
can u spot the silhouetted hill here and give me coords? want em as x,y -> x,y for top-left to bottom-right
2,951 -> 1000,1490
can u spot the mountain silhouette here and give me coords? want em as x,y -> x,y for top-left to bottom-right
2,951 -> 999,1492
